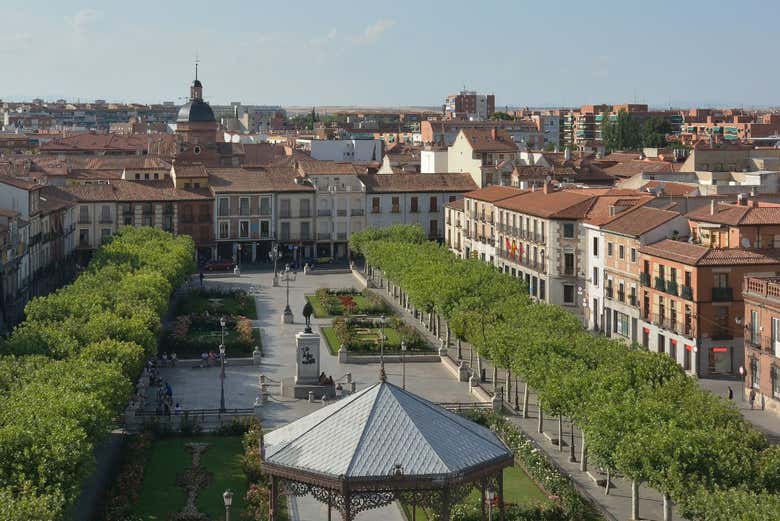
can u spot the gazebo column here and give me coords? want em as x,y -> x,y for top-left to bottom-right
480,482 -> 487,521
343,492 -> 353,521
439,488 -> 452,521
268,476 -> 279,521
498,470 -> 505,521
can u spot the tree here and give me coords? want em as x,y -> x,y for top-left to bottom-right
601,110 -> 641,151
640,116 -> 672,148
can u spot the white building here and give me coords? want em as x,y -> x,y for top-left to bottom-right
298,139 -> 384,162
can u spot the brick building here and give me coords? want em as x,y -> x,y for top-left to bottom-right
742,276 -> 780,416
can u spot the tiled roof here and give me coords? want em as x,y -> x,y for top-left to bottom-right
208,167 -> 314,193
0,175 -> 42,190
242,143 -> 288,166
81,156 -> 171,170
39,132 -> 166,153
359,173 -> 477,193
445,198 -> 465,211
460,128 -> 518,153
465,185 -> 525,202
686,202 -> 780,226
264,382 -> 512,479
601,206 -> 682,236
583,195 -> 653,226
641,239 -> 780,266
60,180 -> 212,202
297,159 -> 361,176
172,162 -> 208,179
600,158 -> 680,178
39,186 -> 76,213
496,189 -> 594,219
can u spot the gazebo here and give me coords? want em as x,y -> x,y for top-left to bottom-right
261,376 -> 513,520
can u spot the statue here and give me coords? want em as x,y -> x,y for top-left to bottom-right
302,301 -> 314,333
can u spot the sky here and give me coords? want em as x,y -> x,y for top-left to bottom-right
1,0 -> 778,108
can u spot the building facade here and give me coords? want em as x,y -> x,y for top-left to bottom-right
742,276 -> 780,417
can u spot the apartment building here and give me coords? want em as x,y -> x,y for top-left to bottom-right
444,90 -> 495,121
444,199 -> 465,254
742,276 -> 780,417
361,173 -> 475,241
458,186 -> 521,265
596,206 -> 687,343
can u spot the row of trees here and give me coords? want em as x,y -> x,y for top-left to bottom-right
0,227 -> 195,520
349,225 -> 780,521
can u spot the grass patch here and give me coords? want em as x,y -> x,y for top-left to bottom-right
133,436 -> 248,520
306,295 -> 330,318
400,466 -> 549,520
305,293 -> 383,317
322,326 -> 341,355
322,325 -> 431,355
170,329 -> 261,359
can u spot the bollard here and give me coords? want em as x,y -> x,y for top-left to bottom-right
345,372 -> 352,384
308,391 -> 314,403
350,381 -> 356,393
259,374 -> 266,385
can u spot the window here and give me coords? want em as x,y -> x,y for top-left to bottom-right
429,220 -> 438,237
658,334 -> 665,354
100,228 -> 111,243
592,267 -> 598,287
79,205 -> 90,223
772,366 -> 780,399
429,197 -> 438,212
539,279 -> 545,300
79,228 -> 89,246
218,197 -> 229,216
607,242 -> 613,256
260,197 -> 271,216
592,237 -> 599,256
372,197 -> 380,213
279,199 -> 291,218
658,264 -> 665,280
773,317 -> 780,357
618,244 -> 624,260
561,223 -> 573,238
239,197 -> 250,216
685,271 -> 692,287
714,273 -> 728,288
751,310 -> 760,343
670,267 -> 677,283
280,222 -> 290,241
670,340 -> 677,360
564,253 -> 575,275
299,199 -> 310,217
100,205 -> 111,223
410,197 -> 419,213
218,220 -> 229,239
630,248 -> 637,263
684,345 -> 691,370
239,220 -> 249,238
260,220 -> 270,239
449,195 -> 456,202
391,197 -> 400,213
614,311 -> 630,337
300,221 -> 310,240
181,204 -> 194,223
563,284 -> 575,304
750,357 -> 760,389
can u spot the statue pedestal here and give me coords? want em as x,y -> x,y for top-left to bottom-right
282,306 -> 294,324
295,331 -> 321,384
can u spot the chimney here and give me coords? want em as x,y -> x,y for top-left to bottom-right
491,127 -> 497,140
543,180 -> 551,194
710,199 -> 715,215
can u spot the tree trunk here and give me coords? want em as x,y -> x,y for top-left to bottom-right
604,468 -> 610,495
505,369 -> 512,405
663,493 -> 672,521
631,480 -> 639,521
476,355 -> 483,382
492,366 -> 498,394
580,433 -> 587,472
436,314 -> 442,340
446,325 -> 451,349
558,416 -> 563,452
537,404 -> 543,434
521,382 -> 529,418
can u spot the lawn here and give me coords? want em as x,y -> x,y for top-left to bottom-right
167,329 -> 262,358
322,325 -> 424,355
133,436 -> 248,521
305,293 -> 376,317
176,291 -> 257,319
401,466 -> 550,520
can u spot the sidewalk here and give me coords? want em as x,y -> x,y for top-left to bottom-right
365,270 -> 684,521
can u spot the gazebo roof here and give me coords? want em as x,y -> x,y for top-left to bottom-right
263,381 -> 512,480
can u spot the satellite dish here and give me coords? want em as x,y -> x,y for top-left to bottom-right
741,238 -> 751,248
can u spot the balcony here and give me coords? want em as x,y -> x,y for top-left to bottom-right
563,266 -> 575,276
336,209 -> 347,217
605,287 -> 613,299
317,209 -> 332,217
317,232 -> 331,241
680,285 -> 693,300
496,250 -> 547,274
628,294 -> 637,307
300,210 -> 312,218
391,207 -> 400,214
712,287 -> 733,302
647,313 -> 696,338
336,232 -> 347,241
99,217 -> 113,224
745,333 -> 776,353
78,217 -> 91,224
279,211 -> 291,218
666,280 -> 678,296
617,290 -> 625,302
351,209 -> 364,217
654,276 -> 666,292
640,272 -> 650,286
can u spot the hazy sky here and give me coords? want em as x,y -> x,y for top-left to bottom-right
1,1 -> 778,107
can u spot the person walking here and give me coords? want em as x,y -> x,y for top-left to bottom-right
749,388 -> 756,410
727,386 -> 734,401
199,271 -> 204,288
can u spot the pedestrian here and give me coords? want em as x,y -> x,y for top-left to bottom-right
728,386 -> 734,401
749,388 -> 756,409
174,402 -> 182,414
165,381 -> 173,398
200,351 -> 208,368
335,383 -> 343,399
162,352 -> 168,366
171,352 -> 177,367
761,393 -> 765,411
199,271 -> 204,288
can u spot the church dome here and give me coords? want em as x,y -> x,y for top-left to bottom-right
177,99 -> 215,123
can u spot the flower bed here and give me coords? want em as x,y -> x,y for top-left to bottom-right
164,313 -> 261,358
461,411 -> 602,521
175,288 -> 257,319
324,316 -> 430,354
308,288 -> 389,317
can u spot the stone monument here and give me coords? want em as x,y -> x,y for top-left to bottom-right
280,302 -> 335,399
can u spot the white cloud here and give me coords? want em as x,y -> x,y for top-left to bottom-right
66,9 -> 102,41
355,19 -> 395,44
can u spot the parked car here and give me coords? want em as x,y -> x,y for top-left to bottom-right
204,259 -> 235,271
305,256 -> 334,266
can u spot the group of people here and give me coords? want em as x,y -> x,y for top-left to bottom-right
727,385 -> 765,411
318,372 -> 334,386
200,351 -> 223,368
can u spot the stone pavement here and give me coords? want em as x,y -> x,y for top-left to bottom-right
366,270 -> 685,521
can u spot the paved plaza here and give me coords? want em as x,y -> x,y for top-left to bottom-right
153,268 -> 476,521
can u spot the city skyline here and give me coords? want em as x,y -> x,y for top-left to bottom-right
2,0 -> 778,108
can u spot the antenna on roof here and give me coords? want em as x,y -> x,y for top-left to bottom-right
195,53 -> 200,81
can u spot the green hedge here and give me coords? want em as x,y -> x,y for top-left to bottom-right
351,226 -> 779,520
0,227 -> 195,520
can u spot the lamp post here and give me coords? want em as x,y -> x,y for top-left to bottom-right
281,264 -> 296,323
223,489 -> 234,521
380,314 -> 386,364
401,340 -> 407,390
219,316 -> 227,413
270,242 -> 280,287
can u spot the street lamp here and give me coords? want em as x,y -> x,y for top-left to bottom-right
219,316 -> 226,347
219,315 -> 227,413
281,264 -> 296,323
223,489 -> 234,521
270,242 -> 280,286
380,314 -> 386,363
401,340 -> 407,390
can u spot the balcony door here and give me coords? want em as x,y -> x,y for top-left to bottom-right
773,317 -> 780,357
